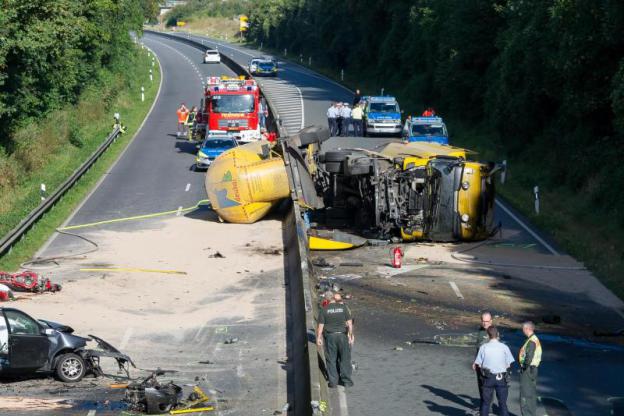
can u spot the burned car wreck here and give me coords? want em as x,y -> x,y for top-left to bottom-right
0,307 -> 134,382
281,126 -> 502,244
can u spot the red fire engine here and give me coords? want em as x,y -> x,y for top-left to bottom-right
194,76 -> 261,142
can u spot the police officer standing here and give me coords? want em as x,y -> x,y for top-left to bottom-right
351,103 -> 364,137
327,102 -> 338,136
340,103 -> 352,137
473,326 -> 514,416
316,293 -> 354,388
473,311 -> 494,413
519,321 -> 542,416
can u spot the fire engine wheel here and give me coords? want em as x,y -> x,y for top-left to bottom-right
56,353 -> 86,382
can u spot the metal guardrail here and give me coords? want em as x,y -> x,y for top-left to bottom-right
146,30 -> 329,415
0,126 -> 122,257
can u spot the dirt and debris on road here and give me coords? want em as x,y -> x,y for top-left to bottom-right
2,215 -> 288,415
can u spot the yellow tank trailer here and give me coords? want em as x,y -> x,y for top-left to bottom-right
205,140 -> 290,223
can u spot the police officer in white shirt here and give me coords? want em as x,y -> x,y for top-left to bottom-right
327,102 -> 339,136
340,103 -> 352,137
473,326 -> 514,416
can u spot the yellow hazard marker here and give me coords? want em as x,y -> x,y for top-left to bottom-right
170,407 -> 215,414
79,268 -> 187,275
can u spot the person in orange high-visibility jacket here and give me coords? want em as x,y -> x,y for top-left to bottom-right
422,107 -> 436,117
176,103 -> 190,137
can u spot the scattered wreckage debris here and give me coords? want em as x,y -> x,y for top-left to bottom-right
123,370 -> 214,414
0,271 -> 62,295
224,337 -> 239,345
207,251 -> 225,258
0,307 -> 134,382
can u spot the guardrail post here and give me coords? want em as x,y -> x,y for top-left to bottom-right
141,86 -> 145,102
149,69 -> 153,82
300,53 -> 303,63
260,41 -> 263,50
284,48 -> 287,56
308,56 -> 312,66
341,69 -> 344,81
40,184 -> 46,201
500,160 -> 507,184
534,186 -> 540,214
151,59 -> 155,67
381,87 -> 385,95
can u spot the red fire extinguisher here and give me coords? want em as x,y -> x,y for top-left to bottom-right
391,246 -> 404,268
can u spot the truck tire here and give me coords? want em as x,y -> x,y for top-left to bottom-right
324,150 -> 352,162
56,353 -> 86,382
325,161 -> 343,174
298,126 -> 330,146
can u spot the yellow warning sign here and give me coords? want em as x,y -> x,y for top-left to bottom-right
239,15 -> 249,32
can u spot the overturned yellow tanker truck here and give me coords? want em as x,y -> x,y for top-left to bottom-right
206,126 -> 502,245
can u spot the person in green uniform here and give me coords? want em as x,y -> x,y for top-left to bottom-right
519,321 -> 542,416
472,311 -> 493,414
316,293 -> 354,388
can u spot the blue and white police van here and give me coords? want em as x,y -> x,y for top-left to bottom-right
362,96 -> 402,136
402,116 -> 449,144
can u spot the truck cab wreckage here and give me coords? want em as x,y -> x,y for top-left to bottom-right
205,126 -> 503,249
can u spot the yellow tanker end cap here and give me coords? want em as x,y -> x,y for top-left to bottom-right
205,142 -> 290,224
309,236 -> 355,251
308,229 -> 367,251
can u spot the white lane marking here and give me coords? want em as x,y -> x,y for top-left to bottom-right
449,281 -> 464,299
495,199 -> 559,255
338,386 -> 349,416
119,327 -> 134,350
176,206 -> 183,216
87,411 -> 96,416
185,183 -> 191,192
148,38 -> 204,85
376,264 -> 429,278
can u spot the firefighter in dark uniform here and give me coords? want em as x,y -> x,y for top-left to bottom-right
519,321 -> 542,416
316,293 -> 354,388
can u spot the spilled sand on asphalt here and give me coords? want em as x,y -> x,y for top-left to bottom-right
15,215 -> 285,336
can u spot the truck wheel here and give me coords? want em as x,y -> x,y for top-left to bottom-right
298,126 -> 330,146
56,353 -> 86,382
324,150 -> 352,162
325,161 -> 343,174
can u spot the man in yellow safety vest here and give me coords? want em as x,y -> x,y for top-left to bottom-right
519,321 -> 542,416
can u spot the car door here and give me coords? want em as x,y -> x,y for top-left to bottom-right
4,309 -> 50,370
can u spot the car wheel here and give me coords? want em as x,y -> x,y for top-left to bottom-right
56,353 -> 86,382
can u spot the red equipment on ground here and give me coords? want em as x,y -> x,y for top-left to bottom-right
0,271 -> 62,293
391,246 -> 404,268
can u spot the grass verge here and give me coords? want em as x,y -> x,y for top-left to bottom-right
0,42 -> 161,271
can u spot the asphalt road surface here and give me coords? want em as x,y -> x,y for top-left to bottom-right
4,33 -> 290,416
168,32 -> 624,416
